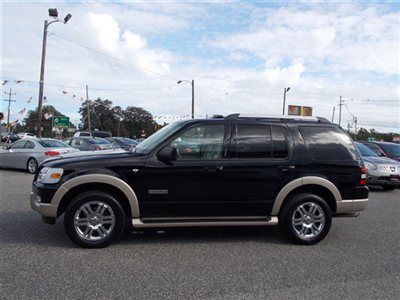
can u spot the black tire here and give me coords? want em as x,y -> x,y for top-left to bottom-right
64,191 -> 126,248
382,185 -> 396,191
27,158 -> 38,174
279,193 -> 332,245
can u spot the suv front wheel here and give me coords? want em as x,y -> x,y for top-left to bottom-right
64,191 -> 126,248
279,193 -> 332,245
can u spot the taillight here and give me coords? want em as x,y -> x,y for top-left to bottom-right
360,166 -> 367,185
45,150 -> 60,156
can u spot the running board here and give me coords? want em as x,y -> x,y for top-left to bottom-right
132,216 -> 278,228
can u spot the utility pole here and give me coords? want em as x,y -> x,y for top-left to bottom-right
282,87 -> 290,115
37,20 -> 48,137
331,106 -> 335,123
86,85 -> 91,132
354,117 -> 358,140
177,79 -> 195,119
3,88 -> 16,133
191,80 -> 195,119
36,9 -> 72,138
338,95 -> 343,126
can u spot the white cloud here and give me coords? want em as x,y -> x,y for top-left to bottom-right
1,2 -> 399,133
264,60 -> 305,85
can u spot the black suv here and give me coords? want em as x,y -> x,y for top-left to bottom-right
30,114 -> 368,248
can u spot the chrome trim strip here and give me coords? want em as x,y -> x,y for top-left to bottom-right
132,216 -> 279,228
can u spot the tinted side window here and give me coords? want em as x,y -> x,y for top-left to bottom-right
300,126 -> 358,160
233,125 -> 271,158
170,124 -> 225,160
24,141 -> 35,149
10,140 -> 27,149
272,126 -> 288,158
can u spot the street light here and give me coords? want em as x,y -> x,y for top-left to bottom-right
282,87 -> 290,115
177,79 -> 195,119
36,8 -> 72,137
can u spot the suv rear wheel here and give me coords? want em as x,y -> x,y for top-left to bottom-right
64,191 -> 126,248
279,193 -> 332,245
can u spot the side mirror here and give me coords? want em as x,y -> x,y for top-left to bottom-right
157,147 -> 178,163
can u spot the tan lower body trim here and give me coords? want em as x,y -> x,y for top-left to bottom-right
336,198 -> 368,214
132,217 -> 279,228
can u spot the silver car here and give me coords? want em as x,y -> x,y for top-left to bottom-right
356,142 -> 400,190
0,138 -> 79,174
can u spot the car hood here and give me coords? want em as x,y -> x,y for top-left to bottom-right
363,156 -> 399,165
41,149 -> 146,169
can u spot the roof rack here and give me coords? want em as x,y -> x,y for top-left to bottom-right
225,113 -> 331,124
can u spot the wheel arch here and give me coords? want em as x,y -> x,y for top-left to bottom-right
54,174 -> 140,218
271,176 -> 341,215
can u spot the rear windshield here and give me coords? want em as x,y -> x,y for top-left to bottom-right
38,140 -> 69,148
87,138 -> 110,145
300,126 -> 358,161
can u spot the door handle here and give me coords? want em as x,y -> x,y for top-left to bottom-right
204,166 -> 224,173
278,165 -> 295,172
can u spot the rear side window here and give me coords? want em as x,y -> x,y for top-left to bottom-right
300,126 -> 358,160
233,125 -> 272,158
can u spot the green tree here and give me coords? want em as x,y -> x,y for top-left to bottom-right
122,106 -> 156,139
79,98 -> 121,135
23,105 -> 70,137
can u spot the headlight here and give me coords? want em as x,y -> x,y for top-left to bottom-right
364,161 -> 377,170
37,167 -> 63,184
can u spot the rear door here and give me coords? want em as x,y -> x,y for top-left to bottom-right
222,121 -> 294,216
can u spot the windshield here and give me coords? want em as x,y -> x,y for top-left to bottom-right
380,143 -> 400,158
356,143 -> 378,157
87,138 -> 111,145
38,139 -> 70,148
134,122 -> 184,154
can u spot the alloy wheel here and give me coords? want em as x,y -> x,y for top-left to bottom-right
291,202 -> 325,239
74,201 -> 115,241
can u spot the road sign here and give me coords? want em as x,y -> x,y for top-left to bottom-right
52,116 -> 70,128
367,137 -> 376,142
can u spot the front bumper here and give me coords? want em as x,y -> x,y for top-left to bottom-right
30,191 -> 58,218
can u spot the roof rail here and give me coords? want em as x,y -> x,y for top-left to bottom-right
225,113 -> 331,124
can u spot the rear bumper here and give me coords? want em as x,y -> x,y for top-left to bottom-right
336,198 -> 368,214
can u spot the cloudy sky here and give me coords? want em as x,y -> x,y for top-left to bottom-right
1,0 -> 399,132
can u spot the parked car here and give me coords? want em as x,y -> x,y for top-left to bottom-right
64,137 -> 115,151
105,137 -> 139,150
17,132 -> 36,139
0,138 -> 78,173
1,133 -> 20,143
355,142 -> 400,190
361,141 -> 400,162
73,131 -> 112,138
30,114 -> 368,248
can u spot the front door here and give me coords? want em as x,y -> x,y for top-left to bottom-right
140,122 -> 230,218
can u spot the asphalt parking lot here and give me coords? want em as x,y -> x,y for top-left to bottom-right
1,169 -> 399,299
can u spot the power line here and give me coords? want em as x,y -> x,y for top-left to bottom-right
1,76 -> 174,91
50,32 -> 177,81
